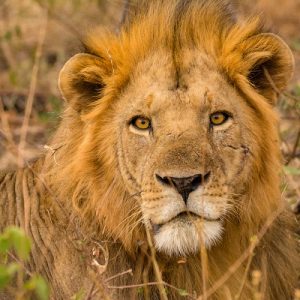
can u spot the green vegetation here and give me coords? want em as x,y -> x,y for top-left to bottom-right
0,227 -> 49,300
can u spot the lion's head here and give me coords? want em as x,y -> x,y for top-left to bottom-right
54,0 -> 293,258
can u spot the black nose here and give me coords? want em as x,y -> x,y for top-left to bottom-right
156,173 -> 210,203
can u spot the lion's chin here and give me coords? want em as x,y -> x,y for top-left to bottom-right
153,217 -> 223,257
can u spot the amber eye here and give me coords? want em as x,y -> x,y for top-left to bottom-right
210,112 -> 229,126
131,116 -> 151,130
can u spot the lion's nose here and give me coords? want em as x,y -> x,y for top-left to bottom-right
155,173 -> 210,204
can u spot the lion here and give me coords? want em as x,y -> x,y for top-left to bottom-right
0,0 -> 299,299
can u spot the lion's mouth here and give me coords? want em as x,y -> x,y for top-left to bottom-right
151,211 -> 221,234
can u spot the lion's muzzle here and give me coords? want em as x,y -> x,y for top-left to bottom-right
155,172 -> 211,203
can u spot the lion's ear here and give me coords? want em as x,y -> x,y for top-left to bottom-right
59,53 -> 108,112
222,33 -> 294,104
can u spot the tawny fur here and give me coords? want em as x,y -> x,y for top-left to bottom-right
0,1 -> 299,299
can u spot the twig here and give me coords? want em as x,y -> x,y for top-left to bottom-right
7,252 -> 32,277
107,280 -> 196,299
91,240 -> 109,275
84,282 -> 95,300
107,281 -> 164,290
263,67 -> 282,97
89,270 -> 113,300
104,269 -> 133,283
17,9 -> 48,167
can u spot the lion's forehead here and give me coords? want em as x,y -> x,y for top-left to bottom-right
124,50 -> 239,115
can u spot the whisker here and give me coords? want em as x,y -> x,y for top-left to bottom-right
116,217 -> 144,239
124,191 -> 143,202
114,208 -> 142,232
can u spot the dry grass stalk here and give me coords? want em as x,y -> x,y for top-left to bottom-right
234,240 -> 256,300
142,258 -> 151,300
251,269 -> 263,300
199,220 -> 208,300
197,203 -> 285,300
17,8 -> 48,167
144,225 -> 168,300
0,97 -> 15,152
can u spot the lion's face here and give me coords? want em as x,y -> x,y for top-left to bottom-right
58,7 -> 293,257
114,51 -> 253,256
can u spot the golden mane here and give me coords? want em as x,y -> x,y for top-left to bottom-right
37,0 -> 299,299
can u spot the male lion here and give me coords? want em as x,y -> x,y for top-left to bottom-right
0,0 -> 299,299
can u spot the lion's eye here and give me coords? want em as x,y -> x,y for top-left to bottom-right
210,112 -> 229,126
131,116 -> 151,130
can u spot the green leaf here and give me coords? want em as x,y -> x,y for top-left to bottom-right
8,70 -> 18,86
38,96 -> 62,124
250,235 -> 258,242
6,263 -> 20,276
284,166 -> 300,176
49,96 -> 62,112
178,289 -> 189,296
73,0 -> 82,9
136,287 -> 144,295
0,252 -> 8,265
5,227 -> 31,260
4,30 -> 12,41
0,236 -> 10,254
0,265 -> 11,289
291,39 -> 300,51
15,25 -> 22,38
292,84 -> 300,97
47,0 -> 57,8
25,275 -> 49,300
0,263 -> 19,289
71,288 -> 85,300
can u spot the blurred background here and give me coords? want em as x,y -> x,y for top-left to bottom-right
0,0 -> 299,212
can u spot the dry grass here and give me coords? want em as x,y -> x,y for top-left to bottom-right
0,0 -> 299,299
